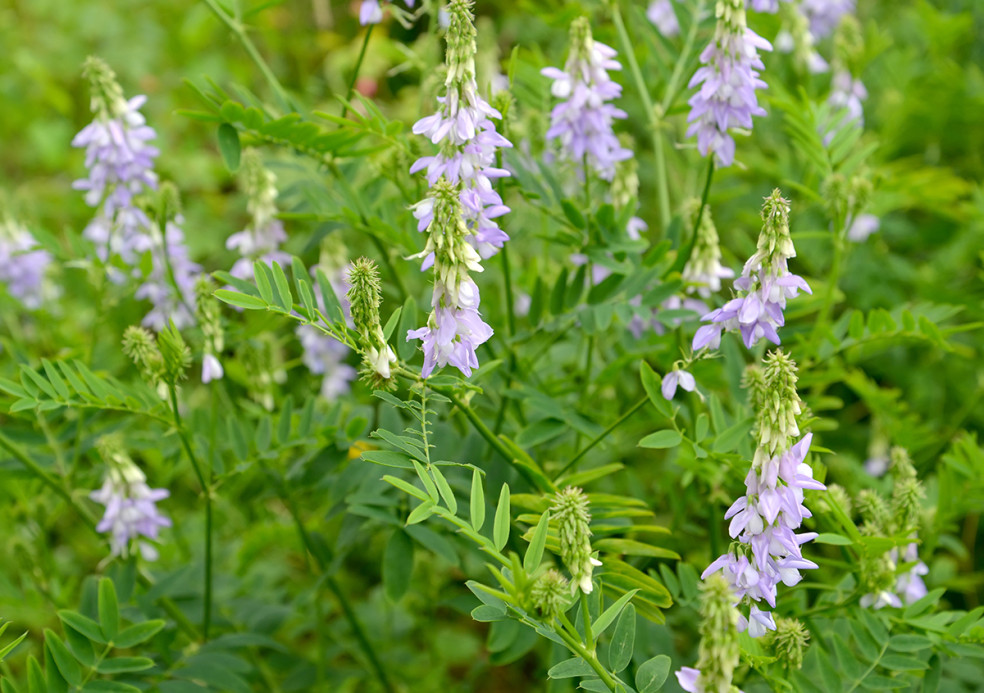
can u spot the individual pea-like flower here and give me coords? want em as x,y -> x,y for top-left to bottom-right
687,0 -> 772,167
542,17 -> 632,181
749,0 -> 786,12
90,437 -> 170,560
410,0 -> 512,260
847,213 -> 880,243
358,0 -> 415,25
227,149 -> 291,280
72,57 -> 159,270
647,0 -> 680,37
0,217 -> 52,309
662,368 -> 696,401
693,190 -> 811,352
551,487 -> 602,594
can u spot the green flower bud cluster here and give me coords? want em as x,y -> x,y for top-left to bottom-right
242,149 -> 279,234
695,574 -> 740,693
749,190 -> 795,274
755,350 -> 803,458
551,487 -> 601,595
530,569 -> 571,620
195,278 -> 224,357
768,617 -> 810,671
833,14 -> 865,78
346,257 -> 397,387
446,0 -> 478,88
890,447 -> 924,535
611,135 -> 640,212
81,56 -> 126,121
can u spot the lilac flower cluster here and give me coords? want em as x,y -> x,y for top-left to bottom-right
861,541 -> 929,609
72,59 -> 158,269
359,0 -> 414,25
705,433 -> 825,635
801,0 -> 855,40
410,0 -> 512,260
687,0 -> 772,167
0,219 -> 52,309
542,18 -> 632,181
137,218 -> 200,331
647,1 -> 680,38
693,190 -> 810,352
90,448 -> 171,561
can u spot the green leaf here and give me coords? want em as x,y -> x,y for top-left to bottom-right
213,289 -> 267,310
411,460 -> 440,502
592,589 -> 639,637
113,620 -> 165,648
95,657 -> 155,674
493,484 -> 511,551
471,604 -> 508,622
903,588 -> 945,619
269,261 -> 294,313
608,604 -> 636,673
547,657 -> 594,679
98,577 -> 120,640
27,655 -> 44,693
406,500 -> 436,525
635,654 -> 671,693
880,654 -> 928,671
886,634 -> 931,652
470,468 -> 486,531
82,682 -> 142,693
593,539 -> 680,560
383,530 -> 414,602
814,533 -> 854,545
57,611 -> 106,644
44,630 -> 81,687
430,465 -> 458,514
217,123 -> 241,171
524,511 -> 550,573
41,360 -> 71,400
381,475 -> 430,502
638,430 -> 682,449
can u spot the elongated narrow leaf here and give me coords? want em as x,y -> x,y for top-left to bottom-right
113,620 -> 165,648
523,511 -> 550,573
44,630 -> 81,687
608,604 -> 636,673
592,589 -> 639,637
98,577 -> 119,640
493,484 -> 511,551
430,465 -> 457,514
470,468 -> 485,531
213,289 -> 267,310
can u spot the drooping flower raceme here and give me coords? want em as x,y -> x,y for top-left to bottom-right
693,190 -> 811,352
227,150 -> 291,280
542,17 -> 632,181
90,437 -> 171,560
0,218 -> 52,309
704,351 -> 825,637
407,181 -> 492,377
410,0 -> 512,260
800,0 -> 855,40
72,57 -> 158,270
687,0 -> 772,167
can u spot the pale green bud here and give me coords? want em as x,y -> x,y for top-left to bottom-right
445,0 -> 478,87
122,326 -> 164,385
158,322 -> 192,385
241,149 -> 279,234
768,618 -> 809,670
816,483 -> 853,517
743,364 -> 768,415
834,14 -> 865,77
611,135 -> 640,211
347,257 -> 397,387
823,173 -> 851,227
530,569 -> 571,620
81,56 -> 126,120
195,278 -> 224,355
856,489 -> 891,536
695,574 -> 740,693
551,487 -> 601,595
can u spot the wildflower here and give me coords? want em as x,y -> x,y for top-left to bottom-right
769,618 -> 809,670
662,368 -> 696,400
749,0 -> 784,12
347,257 -> 398,386
72,57 -> 158,270
90,436 -> 170,560
410,0 -> 512,260
136,215 -> 200,331
0,217 -> 52,309
800,0 -> 855,40
358,0 -> 414,25
196,278 -> 225,383
551,487 -> 602,594
847,213 -> 879,242
227,150 -> 290,280
542,17 -> 632,180
775,3 -> 828,74
647,1 -> 680,37
407,181 -> 493,378
693,190 -> 811,352
686,0 -> 772,167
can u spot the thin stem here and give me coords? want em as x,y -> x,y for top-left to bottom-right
556,613 -> 618,691
659,1 -> 705,114
557,396 -> 649,479
342,26 -> 375,118
610,0 -> 671,231
201,0 -> 293,112
668,158 -> 714,277
168,384 -> 213,641
810,227 -> 845,351
580,591 -> 595,653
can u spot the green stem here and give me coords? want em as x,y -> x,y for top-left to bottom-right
557,396 -> 648,479
168,385 -> 213,641
580,590 -> 595,653
668,158 -> 714,277
810,228 -> 845,352
610,0 -> 670,231
342,25 -> 375,118
556,614 -> 618,691
659,1 -> 705,114
201,0 -> 293,112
